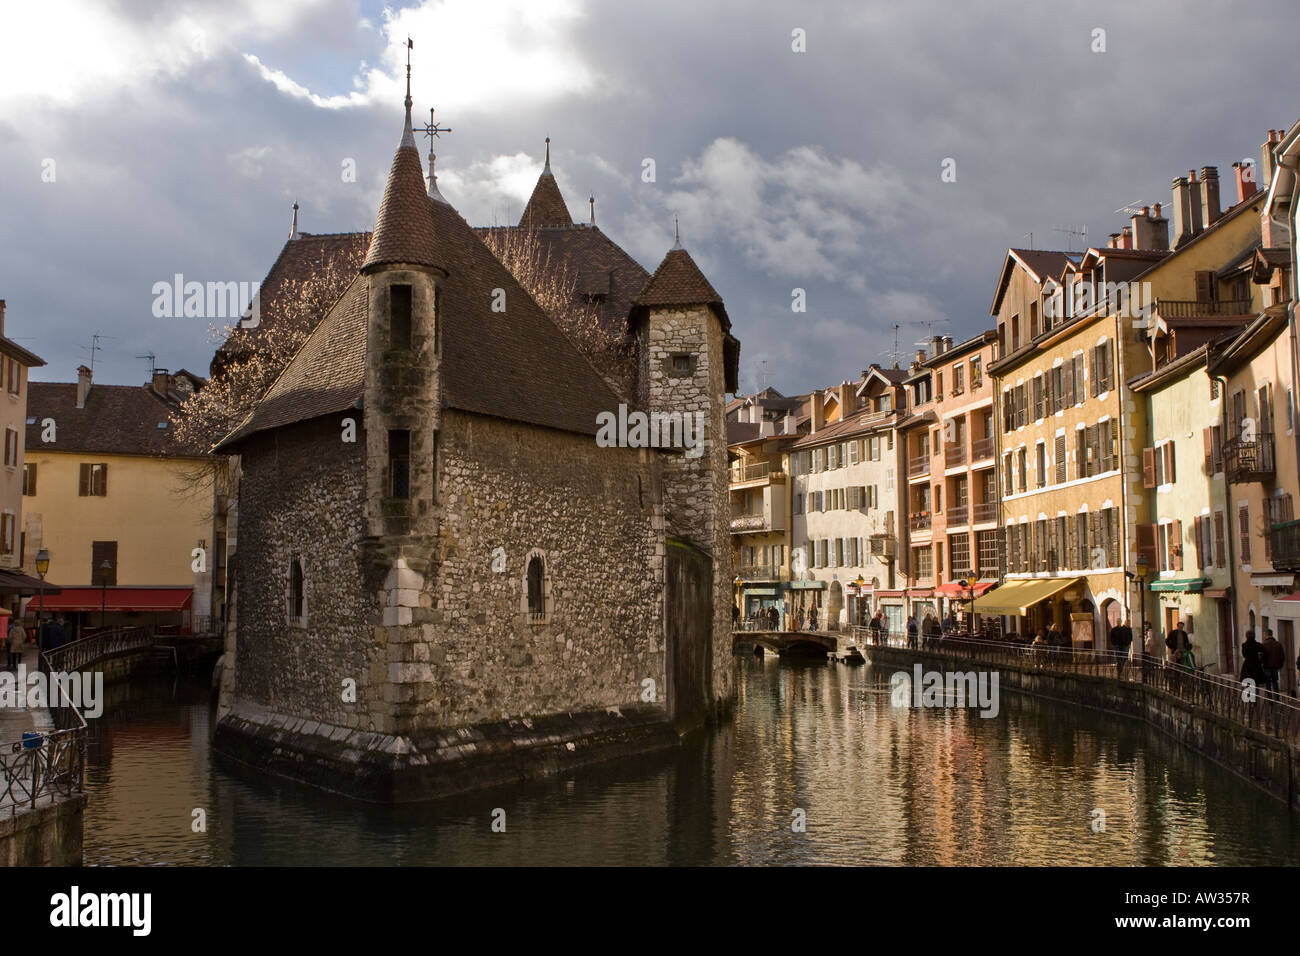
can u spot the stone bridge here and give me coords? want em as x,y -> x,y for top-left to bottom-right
732,629 -> 843,656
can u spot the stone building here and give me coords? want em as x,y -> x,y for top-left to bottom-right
211,90 -> 739,801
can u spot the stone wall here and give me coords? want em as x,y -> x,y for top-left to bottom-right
645,305 -> 733,712
226,416 -> 378,731
0,794 -> 85,865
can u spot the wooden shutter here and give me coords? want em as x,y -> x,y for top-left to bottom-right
1214,512 -> 1226,567
1074,356 -> 1085,402
1136,523 -> 1157,569
1165,443 -> 1176,483
1193,516 -> 1205,568
1089,347 -> 1099,397
1086,424 -> 1099,476
1173,519 -> 1184,570
23,463 -> 35,496
79,463 -> 90,496
1203,428 -> 1213,475
1063,360 -> 1075,406
1142,447 -> 1156,487
1195,270 -> 1214,303
1055,435 -> 1066,483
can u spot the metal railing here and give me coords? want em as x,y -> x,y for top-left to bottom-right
730,461 -> 781,483
854,630 -> 1300,744
43,626 -> 153,675
736,565 -> 790,582
947,504 -> 969,526
971,436 -> 995,461
944,443 -> 966,467
909,512 -> 931,532
1223,432 -> 1275,483
973,501 -> 997,523
1,656 -> 88,816
1271,520 -> 1300,572
730,514 -> 776,532
908,454 -> 931,477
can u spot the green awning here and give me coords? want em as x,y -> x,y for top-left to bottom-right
789,580 -> 827,590
743,588 -> 778,596
1148,578 -> 1206,593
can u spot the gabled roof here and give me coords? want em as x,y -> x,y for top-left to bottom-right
787,404 -> 899,448
27,382 -> 205,458
989,249 -> 1078,316
219,188 -> 628,449
1207,304 -> 1291,377
633,247 -> 729,328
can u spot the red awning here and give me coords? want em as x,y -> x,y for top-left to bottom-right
33,587 -> 193,613
934,581 -> 996,598
1277,591 -> 1300,603
907,588 -> 934,598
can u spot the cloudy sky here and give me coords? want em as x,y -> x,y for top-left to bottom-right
1,0 -> 1296,397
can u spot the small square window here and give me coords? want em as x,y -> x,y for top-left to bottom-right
671,354 -> 692,374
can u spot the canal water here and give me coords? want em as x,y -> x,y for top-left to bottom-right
82,657 -> 1300,865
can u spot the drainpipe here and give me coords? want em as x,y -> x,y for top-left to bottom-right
1117,307 -> 1132,628
1215,370 -> 1240,654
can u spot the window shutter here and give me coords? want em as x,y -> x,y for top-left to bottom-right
1074,355 -> 1085,403
79,463 -> 90,496
1142,447 -> 1156,488
97,464 -> 107,496
1136,522 -> 1157,569
1214,512 -> 1226,568
1203,428 -> 1213,475
1193,516 -> 1205,568
1166,443 -> 1176,483
1195,270 -> 1214,303
1089,348 -> 1099,397
1086,424 -> 1099,476
1173,519 -> 1184,570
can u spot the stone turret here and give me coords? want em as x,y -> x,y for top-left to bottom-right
633,234 -> 738,711
360,91 -> 446,722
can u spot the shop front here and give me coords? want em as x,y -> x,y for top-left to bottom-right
972,577 -> 1080,641
788,579 -> 827,630
934,579 -> 995,629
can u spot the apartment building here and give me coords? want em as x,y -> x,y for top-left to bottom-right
787,368 -> 907,631
897,332 -> 1003,625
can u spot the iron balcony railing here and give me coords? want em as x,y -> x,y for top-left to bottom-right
909,512 -> 932,532
1271,519 -> 1300,573
43,626 -> 153,675
730,513 -> 783,533
729,461 -> 784,484
1223,432 -> 1275,484
736,565 -> 790,582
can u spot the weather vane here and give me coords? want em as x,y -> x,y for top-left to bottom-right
418,107 -> 452,141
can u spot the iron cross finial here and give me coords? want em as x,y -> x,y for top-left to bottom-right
418,107 -> 452,140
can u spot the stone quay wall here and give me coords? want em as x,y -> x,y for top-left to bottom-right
865,644 -> 1300,810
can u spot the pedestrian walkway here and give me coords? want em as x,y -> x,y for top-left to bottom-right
0,641 -> 55,813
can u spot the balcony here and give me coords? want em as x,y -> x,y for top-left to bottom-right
971,436 -> 994,462
944,443 -> 966,468
736,565 -> 791,582
1224,433 -> 1275,484
909,512 -> 931,533
729,461 -> 785,486
947,504 -> 969,526
1154,298 -> 1253,318
909,454 -> 931,478
730,513 -> 782,533
972,501 -> 998,524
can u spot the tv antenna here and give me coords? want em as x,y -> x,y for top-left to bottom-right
136,351 -> 157,377
890,324 -> 901,368
1052,224 -> 1088,252
1112,199 -> 1155,215
80,333 -> 113,376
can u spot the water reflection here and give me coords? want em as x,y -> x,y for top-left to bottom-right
81,657 -> 1300,866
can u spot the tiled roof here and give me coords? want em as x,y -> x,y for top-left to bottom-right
219,191 -> 627,448
633,247 -> 730,329
214,231 -> 369,371
26,382 -> 206,458
1010,249 -> 1077,282
519,170 -> 574,227
473,224 -> 650,344
788,406 -> 899,448
362,109 -> 442,272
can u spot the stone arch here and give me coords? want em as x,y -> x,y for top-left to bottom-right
521,548 -> 552,624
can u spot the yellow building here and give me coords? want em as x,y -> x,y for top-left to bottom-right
22,365 -> 213,633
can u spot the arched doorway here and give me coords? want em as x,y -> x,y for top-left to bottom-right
828,581 -> 844,632
1102,599 -> 1121,641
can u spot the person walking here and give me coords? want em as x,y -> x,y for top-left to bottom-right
1143,623 -> 1161,664
1241,629 -> 1267,687
869,610 -> 885,645
1262,629 -> 1285,693
4,615 -> 19,670
1109,616 -> 1134,678
906,614 -> 919,649
809,606 -> 818,632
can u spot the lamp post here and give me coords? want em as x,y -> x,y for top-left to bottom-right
964,571 -> 978,635
1133,555 -> 1148,645
854,574 -> 865,627
35,548 -> 49,660
99,559 -> 112,629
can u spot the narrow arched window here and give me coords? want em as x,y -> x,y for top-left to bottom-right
288,557 -> 305,626
527,555 -> 545,620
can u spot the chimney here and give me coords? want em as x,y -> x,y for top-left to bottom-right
1199,166 -> 1221,227
1233,161 -> 1258,204
1261,129 -> 1280,193
759,420 -> 775,438
1130,204 -> 1169,252
151,368 -> 173,397
76,365 -> 92,409
1119,227 -> 1132,249
915,348 -> 927,365
1171,174 -> 1203,248
0,300 -> 5,338
931,334 -> 944,357
810,396 -> 825,433
1107,233 -> 1120,249
782,413 -> 796,435
941,334 -> 953,353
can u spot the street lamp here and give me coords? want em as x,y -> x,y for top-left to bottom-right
35,548 -> 49,659
854,574 -> 865,626
964,571 -> 978,634
99,559 -> 113,629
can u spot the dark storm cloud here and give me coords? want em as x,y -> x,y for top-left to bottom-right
0,0 -> 1295,397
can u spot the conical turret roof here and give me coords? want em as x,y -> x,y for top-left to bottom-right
518,138 -> 573,227
362,102 -> 442,271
